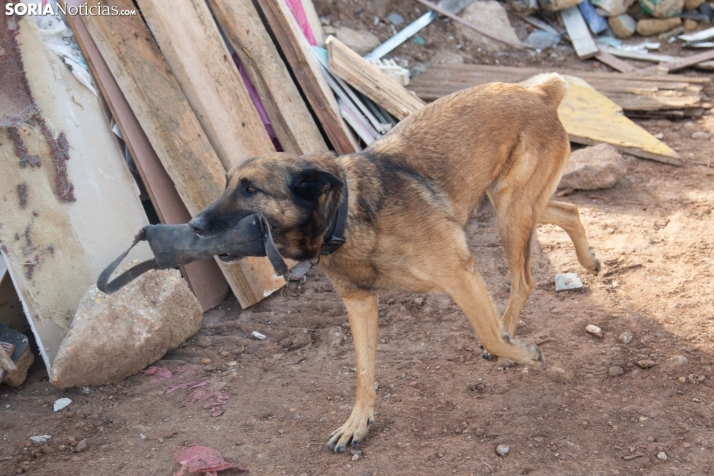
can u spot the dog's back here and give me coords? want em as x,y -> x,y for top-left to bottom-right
369,74 -> 570,225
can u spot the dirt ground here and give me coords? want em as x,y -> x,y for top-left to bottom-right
2,1 -> 714,475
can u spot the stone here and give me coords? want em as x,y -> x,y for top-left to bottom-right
29,435 -> 51,445
636,17 -> 682,36
540,0 -> 583,11
251,331 -> 266,340
657,451 -> 668,460
619,331 -> 633,344
592,0 -> 638,16
457,2 -> 521,52
559,144 -> 626,191
609,365 -> 624,376
669,355 -> 688,367
526,30 -> 561,49
195,336 -> 211,348
683,18 -> 698,31
75,440 -> 87,453
50,269 -> 202,388
495,444 -> 510,456
330,26 -> 381,56
684,0 -> 705,8
3,347 -> 34,388
639,0 -> 685,17
636,359 -> 656,369
387,12 -> 404,25
53,398 -> 72,412
609,14 -> 637,38
555,273 -> 583,292
692,131 -> 711,140
201,358 -> 211,365
586,324 -> 604,338
548,366 -> 568,382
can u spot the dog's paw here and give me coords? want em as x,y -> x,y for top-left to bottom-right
326,409 -> 374,453
519,342 -> 544,369
481,349 -> 498,361
584,246 -> 601,275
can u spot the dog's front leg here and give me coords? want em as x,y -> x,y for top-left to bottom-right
327,291 -> 378,453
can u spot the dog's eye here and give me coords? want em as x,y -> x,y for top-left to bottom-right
246,185 -> 257,194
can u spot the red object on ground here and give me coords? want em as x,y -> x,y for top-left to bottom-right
173,444 -> 248,475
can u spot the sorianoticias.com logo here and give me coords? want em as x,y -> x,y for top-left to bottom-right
4,2 -> 136,16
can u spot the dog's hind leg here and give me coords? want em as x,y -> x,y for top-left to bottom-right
439,245 -> 544,369
539,200 -> 600,274
327,291 -> 378,453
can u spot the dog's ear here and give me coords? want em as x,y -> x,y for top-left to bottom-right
293,166 -> 343,203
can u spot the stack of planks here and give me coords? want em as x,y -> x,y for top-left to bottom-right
409,64 -> 713,119
60,0 -> 352,310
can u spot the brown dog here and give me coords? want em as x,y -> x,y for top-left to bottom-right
189,74 -> 600,452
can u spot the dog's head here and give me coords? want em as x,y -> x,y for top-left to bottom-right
189,152 -> 344,262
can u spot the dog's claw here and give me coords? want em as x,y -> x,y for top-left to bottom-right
481,350 -> 498,361
326,411 -> 373,453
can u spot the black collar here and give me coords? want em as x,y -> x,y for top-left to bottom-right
320,184 -> 349,256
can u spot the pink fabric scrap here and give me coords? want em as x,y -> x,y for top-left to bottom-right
173,444 -> 247,476
144,366 -> 173,383
284,0 -> 317,46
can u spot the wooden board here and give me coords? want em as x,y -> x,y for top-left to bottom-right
62,1 -> 229,312
560,6 -> 599,59
647,49 -> 714,74
137,0 -> 274,170
83,0 -> 285,308
594,50 -> 637,73
208,0 -> 327,155
326,36 -> 424,120
408,64 -> 709,113
256,0 -> 359,154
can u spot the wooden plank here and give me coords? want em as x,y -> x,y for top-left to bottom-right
137,0 -> 274,170
560,6 -> 599,59
256,0 -> 359,154
648,49 -> 714,74
595,51 -> 638,73
679,26 -> 714,43
300,0 -> 326,47
601,46 -> 674,63
207,0 -> 327,155
63,1 -> 229,312
326,36 -> 424,120
83,0 -> 285,308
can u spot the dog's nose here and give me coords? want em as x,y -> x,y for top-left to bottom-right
188,216 -> 207,235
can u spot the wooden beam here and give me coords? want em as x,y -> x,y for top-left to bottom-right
595,51 -> 637,73
560,6 -> 599,59
83,0 -> 285,308
207,0 -> 328,155
256,0 -> 359,154
646,49 -> 714,74
326,36 -> 424,120
137,0 -> 274,170
62,1 -> 229,312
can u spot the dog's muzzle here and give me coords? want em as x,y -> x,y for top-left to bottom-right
97,214 -> 288,294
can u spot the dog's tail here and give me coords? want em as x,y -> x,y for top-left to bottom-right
521,73 -> 568,109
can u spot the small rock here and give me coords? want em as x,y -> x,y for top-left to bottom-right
636,17 -> 682,36
495,444 -> 510,456
50,269 -> 202,388
29,435 -> 51,445
67,436 -> 76,445
670,355 -> 688,367
547,366 -> 568,383
71,456 -> 81,462
526,30 -> 561,49
683,18 -> 698,31
57,445 -> 66,451
251,331 -> 266,340
684,0 -> 705,9
692,131 -> 711,140
195,336 -> 212,348
53,398 -> 72,412
555,273 -> 583,292
636,359 -> 656,369
42,446 -> 55,454
231,345 -> 245,355
201,358 -> 211,365
75,439 -> 87,453
352,454 -> 359,461
639,0 -> 685,18
350,449 -> 363,456
387,12 -> 404,25
619,331 -> 633,344
457,1 -> 521,52
559,144 -> 626,191
609,14 -> 636,38
219,350 -> 229,357
657,451 -> 668,460
65,411 -> 74,419
586,324 -> 604,338
330,26 -> 381,55
609,365 -> 624,377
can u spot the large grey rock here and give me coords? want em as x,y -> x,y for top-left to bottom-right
558,144 -> 626,191
457,1 -> 520,52
328,26 -> 381,55
50,269 -> 201,388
